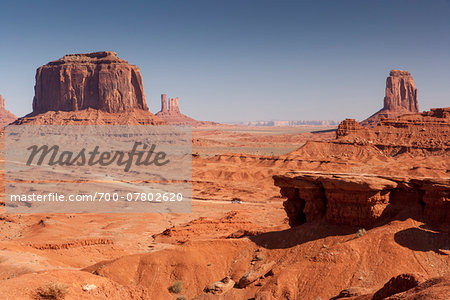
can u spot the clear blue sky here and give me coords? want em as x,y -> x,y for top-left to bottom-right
0,0 -> 449,122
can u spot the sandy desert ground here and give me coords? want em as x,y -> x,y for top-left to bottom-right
0,121 -> 448,300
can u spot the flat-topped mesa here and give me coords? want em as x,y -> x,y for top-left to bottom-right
361,69 -> 419,127
32,51 -> 148,114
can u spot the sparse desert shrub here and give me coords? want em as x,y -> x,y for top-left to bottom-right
168,280 -> 183,294
36,282 -> 68,299
356,228 -> 367,238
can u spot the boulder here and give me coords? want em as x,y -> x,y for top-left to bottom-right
203,276 -> 235,295
238,261 -> 275,288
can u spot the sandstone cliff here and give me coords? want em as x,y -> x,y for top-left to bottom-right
0,94 -> 17,127
362,70 -> 419,127
274,171 -> 449,228
32,51 -> 148,114
14,51 -> 164,125
337,108 -> 450,156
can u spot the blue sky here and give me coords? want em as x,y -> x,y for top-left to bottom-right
0,0 -> 449,122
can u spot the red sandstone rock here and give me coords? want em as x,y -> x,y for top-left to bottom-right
238,261 -> 276,288
32,51 -> 148,114
372,273 -> 425,300
362,70 -> 419,127
13,52 -> 165,125
156,94 -> 216,126
0,94 -> 18,127
160,94 -> 168,112
273,171 -> 449,227
203,276 -> 235,295
336,118 -> 363,138
12,108 -> 165,125
337,108 -> 450,156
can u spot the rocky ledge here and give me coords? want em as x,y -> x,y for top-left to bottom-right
336,108 -> 450,156
273,171 -> 449,228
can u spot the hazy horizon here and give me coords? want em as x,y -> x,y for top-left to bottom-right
1,0 -> 449,122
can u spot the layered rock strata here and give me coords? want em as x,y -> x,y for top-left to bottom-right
273,171 -> 449,227
13,51 -> 164,125
337,108 -> 450,156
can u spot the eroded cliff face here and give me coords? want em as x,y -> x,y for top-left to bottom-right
32,51 -> 148,114
384,70 -> 419,113
273,171 -> 449,228
336,108 -> 450,156
362,70 -> 419,127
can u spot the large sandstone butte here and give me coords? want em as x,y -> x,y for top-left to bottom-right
13,51 -> 164,125
0,94 -> 17,127
361,70 -> 419,126
33,51 -> 148,113
155,93 -> 215,126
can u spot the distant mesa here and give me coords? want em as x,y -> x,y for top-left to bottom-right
0,94 -> 17,127
231,120 -> 339,126
155,94 -> 216,126
361,69 -> 419,127
13,51 -> 164,125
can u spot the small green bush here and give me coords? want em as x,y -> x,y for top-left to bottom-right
169,281 -> 183,294
356,228 -> 367,238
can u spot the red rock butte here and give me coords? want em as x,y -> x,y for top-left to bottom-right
0,94 -> 17,127
14,51 -> 164,125
155,94 -> 216,126
32,51 -> 148,114
361,69 -> 419,126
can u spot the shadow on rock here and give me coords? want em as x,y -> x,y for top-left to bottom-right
394,227 -> 450,254
249,222 -> 356,249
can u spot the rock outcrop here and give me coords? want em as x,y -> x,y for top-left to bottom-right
0,94 -> 17,127
372,273 -> 425,300
203,276 -> 235,295
32,51 -> 148,114
337,108 -> 450,156
238,261 -> 275,288
156,94 -> 216,126
273,171 -> 449,228
362,70 -> 419,127
13,52 -> 164,125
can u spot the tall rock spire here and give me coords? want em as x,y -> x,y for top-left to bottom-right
361,70 -> 419,127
